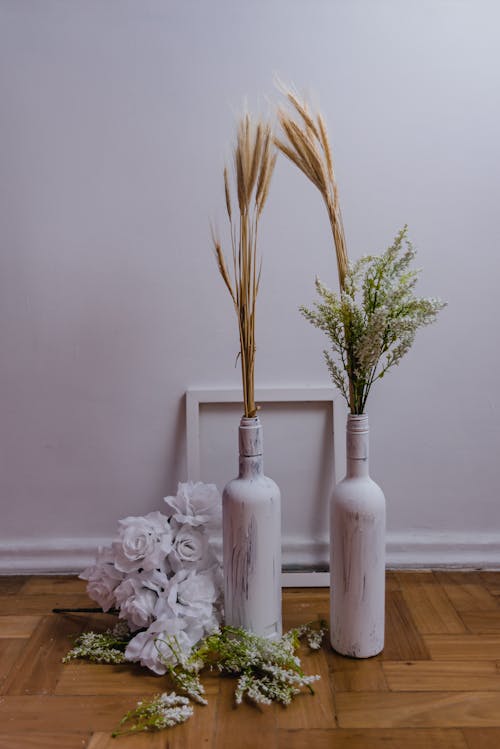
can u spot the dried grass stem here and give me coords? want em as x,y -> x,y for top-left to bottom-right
213,115 -> 276,417
276,89 -> 349,290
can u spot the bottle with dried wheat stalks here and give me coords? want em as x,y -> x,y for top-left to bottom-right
212,112 -> 282,639
222,416 -> 282,639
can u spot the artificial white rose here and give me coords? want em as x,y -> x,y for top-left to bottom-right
183,610 -> 221,646
164,482 -> 221,528
114,577 -> 158,631
125,617 -> 192,674
148,571 -> 184,622
113,511 -> 173,573
80,546 -> 124,612
139,567 -> 171,596
176,568 -> 223,646
176,569 -> 220,620
150,569 -> 220,629
168,524 -> 209,572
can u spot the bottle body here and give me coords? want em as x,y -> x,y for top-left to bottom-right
330,414 -> 386,657
222,416 -> 282,639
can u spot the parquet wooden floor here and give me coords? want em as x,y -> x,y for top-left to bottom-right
0,571 -> 499,748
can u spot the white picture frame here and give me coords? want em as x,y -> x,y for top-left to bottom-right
186,387 -> 344,587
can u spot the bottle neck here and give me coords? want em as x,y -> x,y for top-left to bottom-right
346,413 -> 369,478
238,416 -> 264,478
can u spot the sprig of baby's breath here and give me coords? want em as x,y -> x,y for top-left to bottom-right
191,622 -> 325,707
155,635 -> 207,705
62,622 -> 131,664
301,227 -> 446,413
213,113 -> 277,417
112,692 -> 193,737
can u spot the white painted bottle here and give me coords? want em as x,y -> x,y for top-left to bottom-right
222,415 -> 282,640
330,413 -> 385,657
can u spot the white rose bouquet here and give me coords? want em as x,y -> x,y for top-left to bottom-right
80,481 -> 223,674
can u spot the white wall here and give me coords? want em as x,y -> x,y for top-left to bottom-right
1,0 -> 499,572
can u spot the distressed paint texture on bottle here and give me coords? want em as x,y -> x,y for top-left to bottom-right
330,414 -> 386,658
222,416 -> 282,639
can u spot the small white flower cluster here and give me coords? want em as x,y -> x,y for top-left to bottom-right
197,624 -> 323,708
152,692 -> 193,727
169,656 -> 208,705
62,624 -> 130,664
234,667 -> 319,706
113,692 -> 193,736
291,621 -> 327,650
80,481 -> 223,675
300,226 -> 446,414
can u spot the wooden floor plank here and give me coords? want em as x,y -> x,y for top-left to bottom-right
277,727 -> 468,749
283,588 -> 330,602
424,634 -> 500,661
0,615 -> 41,638
397,573 -> 466,634
3,614 -> 90,695
282,607 -> 329,631
385,571 -> 402,593
459,611 -> 500,634
0,577 -> 26,596
20,576 -> 88,596
0,640 -> 27,693
0,696 -> 130,733
434,571 -> 500,613
275,649 -> 336,730
281,588 -> 329,631
383,661 -> 500,691
0,593 -> 94,616
479,572 -> 500,597
336,691 -> 500,728
214,676 -> 277,749
396,571 -> 436,585
0,734 -> 90,749
86,732 -> 164,748
330,652 -> 388,692
383,590 -> 430,660
55,661 -> 220,698
462,727 -> 500,749
55,662 -> 166,697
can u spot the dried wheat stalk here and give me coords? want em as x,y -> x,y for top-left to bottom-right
275,86 -> 348,290
213,114 -> 277,418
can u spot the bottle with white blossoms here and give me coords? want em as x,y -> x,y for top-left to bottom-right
330,414 -> 385,657
298,230 -> 444,658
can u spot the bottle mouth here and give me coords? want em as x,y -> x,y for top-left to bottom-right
239,415 -> 263,456
240,416 -> 260,427
347,413 -> 369,432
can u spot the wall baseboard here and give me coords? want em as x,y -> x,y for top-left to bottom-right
0,538 -> 111,576
385,531 -> 500,570
0,532 -> 499,576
